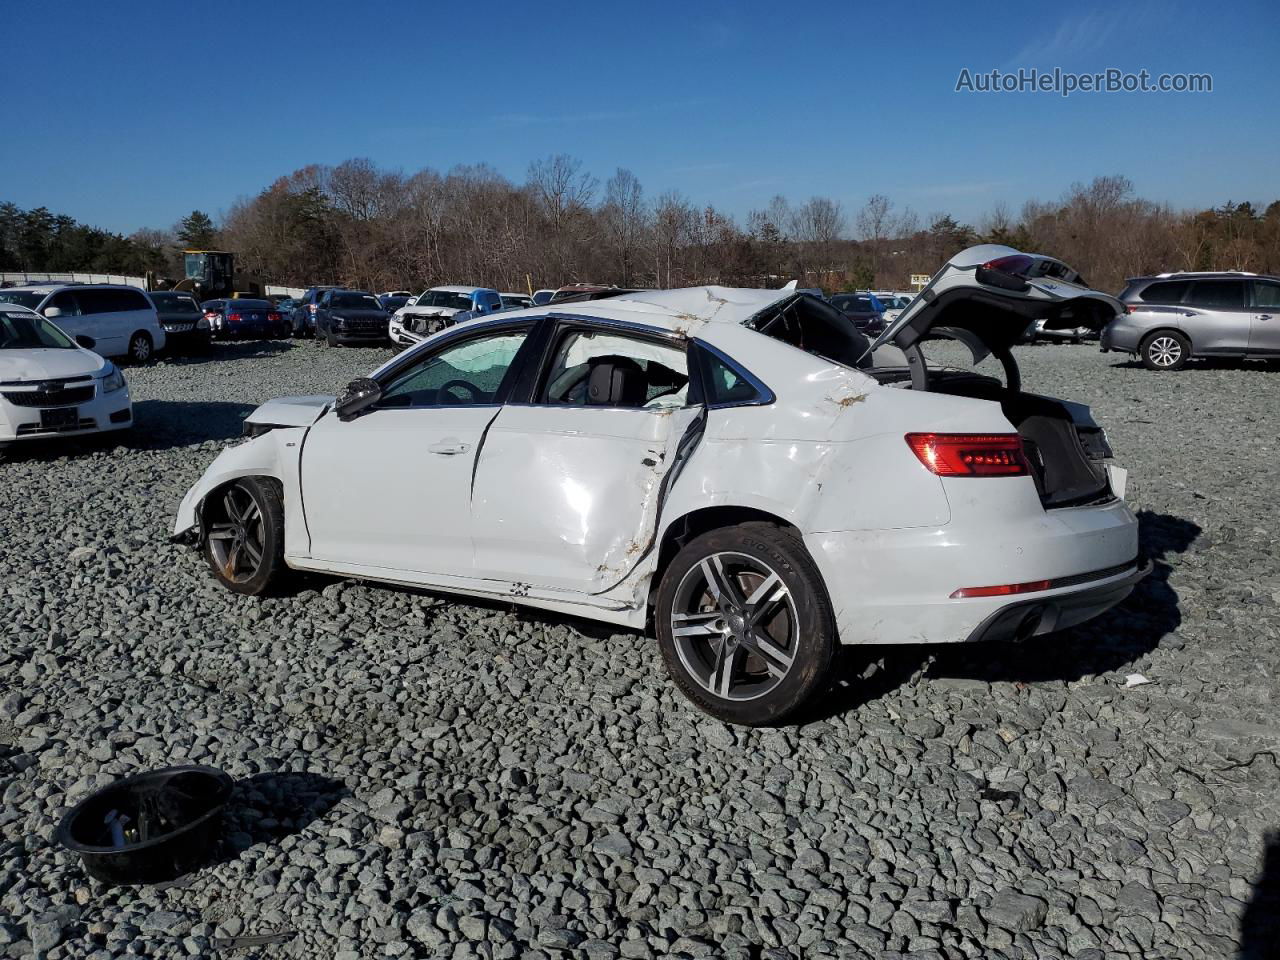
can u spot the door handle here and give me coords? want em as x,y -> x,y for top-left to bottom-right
1259,314 -> 1273,321
428,439 -> 470,455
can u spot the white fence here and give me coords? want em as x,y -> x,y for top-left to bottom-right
1,271 -> 148,288
1,272 -> 307,300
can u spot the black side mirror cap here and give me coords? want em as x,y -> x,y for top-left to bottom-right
75,335 -> 96,350
336,377 -> 382,421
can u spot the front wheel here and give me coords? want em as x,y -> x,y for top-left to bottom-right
1141,331 -> 1190,371
202,477 -> 286,595
655,522 -> 836,726
127,332 -> 154,363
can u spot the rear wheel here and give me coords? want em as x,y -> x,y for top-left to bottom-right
127,332 -> 154,363
202,478 -> 286,595
655,522 -> 836,726
1141,331 -> 1190,371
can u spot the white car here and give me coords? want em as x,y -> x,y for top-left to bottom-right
175,245 -> 1145,724
0,284 -> 166,362
871,291 -> 914,324
0,305 -> 132,449
389,286 -> 503,347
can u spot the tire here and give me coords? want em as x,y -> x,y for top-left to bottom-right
127,332 -> 154,364
655,522 -> 836,726
1141,330 -> 1190,371
201,477 -> 286,596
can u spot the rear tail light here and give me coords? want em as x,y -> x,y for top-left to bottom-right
1126,303 -> 1141,313
268,311 -> 281,322
227,313 -> 242,323
975,254 -> 1034,292
905,433 -> 1029,477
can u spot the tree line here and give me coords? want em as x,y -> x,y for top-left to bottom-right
4,160 -> 1279,296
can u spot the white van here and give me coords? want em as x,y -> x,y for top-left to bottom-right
0,284 -> 166,361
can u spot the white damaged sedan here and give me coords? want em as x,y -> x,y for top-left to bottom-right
175,245 -> 1147,724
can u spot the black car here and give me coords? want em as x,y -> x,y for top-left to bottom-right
147,291 -> 211,354
829,293 -> 886,335
291,286 -> 339,337
315,290 -> 390,346
379,294 -> 411,315
202,298 -> 289,341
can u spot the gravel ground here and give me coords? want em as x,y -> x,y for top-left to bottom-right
1,339 -> 1278,960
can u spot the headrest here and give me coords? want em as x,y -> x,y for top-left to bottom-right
587,356 -> 647,406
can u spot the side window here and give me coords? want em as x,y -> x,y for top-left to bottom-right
46,291 -> 82,316
118,289 -> 151,311
377,329 -> 528,409
1138,281 -> 1188,304
77,290 -> 119,315
1252,282 -> 1280,309
699,346 -> 768,406
1186,280 -> 1246,310
539,329 -> 689,409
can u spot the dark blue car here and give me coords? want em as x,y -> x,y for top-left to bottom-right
202,298 -> 289,341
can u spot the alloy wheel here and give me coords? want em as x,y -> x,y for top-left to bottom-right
131,337 -> 152,362
670,552 -> 798,701
207,485 -> 266,582
1149,336 -> 1182,367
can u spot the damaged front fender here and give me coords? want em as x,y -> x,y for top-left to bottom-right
172,428 -> 308,553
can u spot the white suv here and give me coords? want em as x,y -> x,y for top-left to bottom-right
0,284 -> 166,362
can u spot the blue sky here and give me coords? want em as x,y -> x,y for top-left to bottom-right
3,0 -> 1277,234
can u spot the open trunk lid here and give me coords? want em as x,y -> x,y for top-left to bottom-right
869,244 -> 1123,358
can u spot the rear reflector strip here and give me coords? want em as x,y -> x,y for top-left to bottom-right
950,558 -> 1142,599
951,580 -> 1052,599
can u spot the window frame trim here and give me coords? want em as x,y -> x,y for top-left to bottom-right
370,317 -> 540,412
691,338 -> 776,410
513,312 -> 696,411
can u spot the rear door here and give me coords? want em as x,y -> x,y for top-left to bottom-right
1249,279 -> 1280,354
1182,279 -> 1250,353
470,321 -> 702,592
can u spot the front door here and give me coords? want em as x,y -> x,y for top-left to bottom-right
300,325 -> 532,575
471,324 -> 700,592
1249,279 -> 1280,355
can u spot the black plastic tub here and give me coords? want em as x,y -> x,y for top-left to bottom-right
55,765 -> 233,885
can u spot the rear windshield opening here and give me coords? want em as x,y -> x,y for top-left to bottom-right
750,294 -> 872,370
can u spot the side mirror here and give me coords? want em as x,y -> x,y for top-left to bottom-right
75,335 -> 96,350
336,377 -> 382,421
44,306 -> 64,319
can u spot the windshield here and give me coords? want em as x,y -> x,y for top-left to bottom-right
184,254 -> 206,279
151,294 -> 199,314
330,293 -> 382,310
0,310 -> 76,350
0,291 -> 46,309
417,290 -> 474,311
